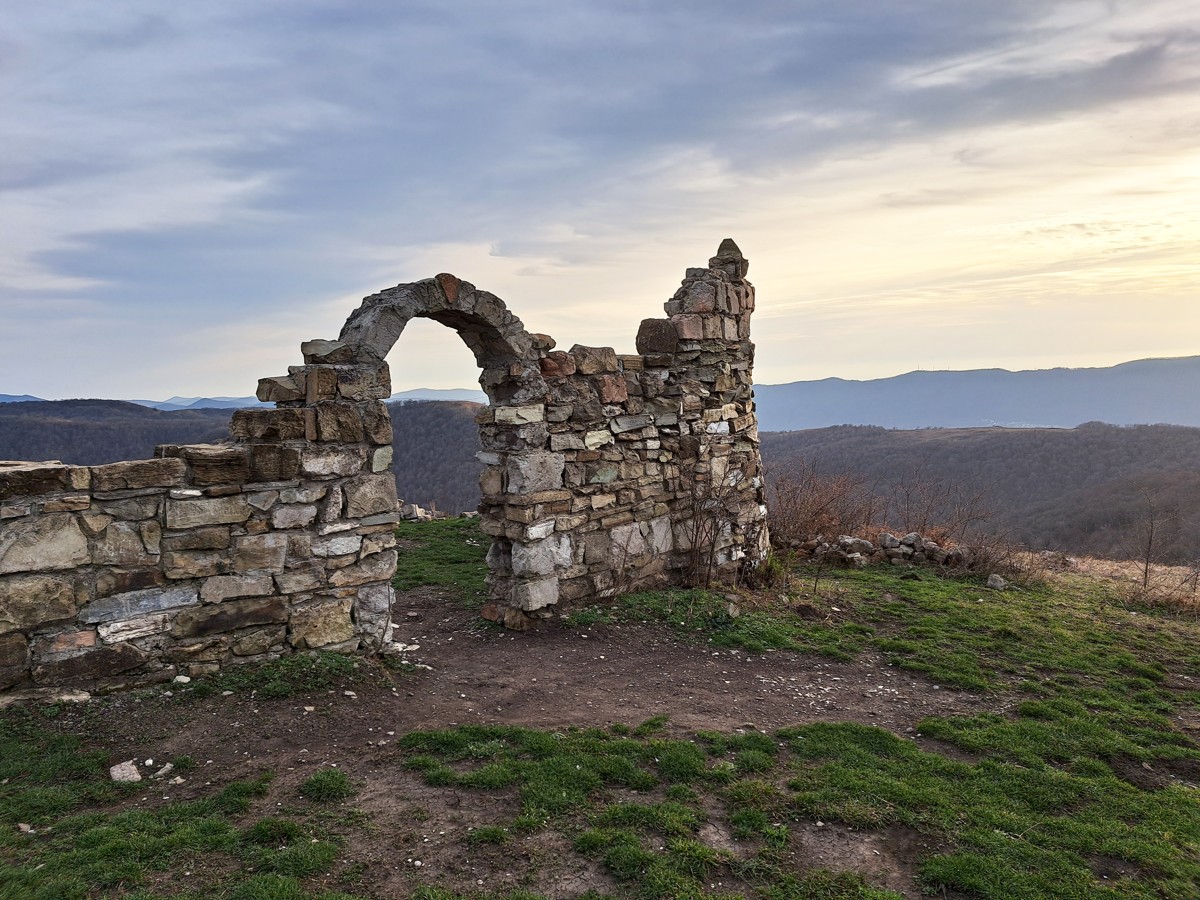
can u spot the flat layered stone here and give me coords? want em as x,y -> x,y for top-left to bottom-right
0,632 -> 29,689
506,452 -> 565,494
288,598 -> 355,649
162,550 -> 230,579
93,521 -> 156,567
300,447 -> 367,477
327,549 -> 397,588
170,596 -> 287,639
256,374 -> 304,403
343,473 -> 397,518
0,513 -> 89,575
81,586 -> 200,624
165,496 -> 251,529
200,574 -> 274,604
98,614 -> 171,643
230,408 -> 310,442
569,345 -> 618,375
233,533 -> 287,573
91,458 -> 185,492
0,574 -> 77,633
272,504 -> 317,529
0,463 -> 90,501
33,643 -> 146,684
248,446 -> 302,482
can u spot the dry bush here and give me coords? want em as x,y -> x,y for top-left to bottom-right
766,460 -> 879,547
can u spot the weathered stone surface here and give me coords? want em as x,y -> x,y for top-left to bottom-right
569,345 -> 619,374
42,495 -> 90,512
93,521 -> 156,567
172,445 -> 250,486
513,577 -> 558,611
313,535 -> 362,557
33,643 -> 146,684
328,550 -> 397,588
230,408 -> 309,442
540,351 -> 577,377
0,514 -> 88,575
636,318 -> 679,355
343,473 -> 397,518
165,496 -> 251,529
300,447 -> 366,477
98,614 -> 171,643
200,574 -> 274,603
232,626 -> 286,656
256,374 -> 304,403
81,586 -> 200,624
336,363 -> 391,401
91,458 -> 185,492
0,463 -> 89,501
288,598 -> 355,649
360,401 -> 393,443
162,550 -> 229,579
506,452 -> 565,494
301,338 -> 357,364
233,533 -> 287,573
314,401 -> 365,442
272,504 -> 317,529
371,446 -> 393,472
0,574 -> 77,633
274,563 -> 325,594
170,596 -> 287,638
160,526 -> 230,552
596,375 -> 628,404
0,633 -> 29,689
494,405 -> 544,425
248,445 -> 302,482
94,568 -> 168,599
511,534 -> 571,577
98,496 -> 160,520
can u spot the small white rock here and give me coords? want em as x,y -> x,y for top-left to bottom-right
110,761 -> 141,783
173,675 -> 191,684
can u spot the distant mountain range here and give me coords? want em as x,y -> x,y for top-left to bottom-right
754,356 -> 1200,431
5,357 -> 1199,429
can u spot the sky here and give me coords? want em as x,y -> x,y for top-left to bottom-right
2,1 -> 1198,401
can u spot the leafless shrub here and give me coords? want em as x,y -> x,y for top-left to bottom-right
766,460 -> 878,548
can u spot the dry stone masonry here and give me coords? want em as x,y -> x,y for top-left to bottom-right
0,240 -> 767,695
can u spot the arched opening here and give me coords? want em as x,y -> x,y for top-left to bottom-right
385,317 -> 485,517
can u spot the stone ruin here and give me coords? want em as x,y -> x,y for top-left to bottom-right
0,240 -> 768,696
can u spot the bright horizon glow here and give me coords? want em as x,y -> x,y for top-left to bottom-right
3,2 -> 1198,400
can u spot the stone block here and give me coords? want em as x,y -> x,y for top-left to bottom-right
596,375 -> 628,404
232,626 -> 286,656
313,535 -> 362,557
540,351 -> 577,377
288,598 -> 355,649
360,401 -> 394,444
163,550 -> 229,579
248,445 -> 302,482
304,366 -> 339,404
165,496 -> 251,529
161,526 -> 230,552
42,495 -> 90,512
98,614 -> 171,643
170,596 -> 287,639
314,401 -> 365,442
33,642 -> 146,684
200,574 -> 275,603
0,462 -> 90,501
0,514 -> 89,575
344,473 -> 398,518
98,496 -> 160,520
256,374 -> 305,403
371,446 -> 393,472
513,577 -> 559,611
0,632 -> 29,689
93,521 -> 157,567
611,415 -> 653,434
511,534 -> 571,577
94,568 -> 168,599
549,433 -> 585,451
176,445 -> 250,486
506,452 -> 565,494
636,318 -> 679,354
230,408 -> 309,442
301,338 -> 357,364
494,405 -> 545,425
671,314 -> 704,340
90,458 -> 185,492
336,363 -> 391,401
233,533 -> 288,573
569,345 -> 618,375
272,504 -> 317,529
328,549 -> 397,588
300,447 -> 367,477
0,574 -> 77,633
275,562 -> 325,594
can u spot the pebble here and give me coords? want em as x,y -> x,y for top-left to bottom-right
109,761 -> 141,783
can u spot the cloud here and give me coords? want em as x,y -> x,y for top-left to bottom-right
2,1 -> 1199,397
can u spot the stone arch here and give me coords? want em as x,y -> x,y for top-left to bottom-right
337,274 -> 549,406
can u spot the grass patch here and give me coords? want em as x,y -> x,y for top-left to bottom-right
299,769 -> 356,803
568,588 -> 875,660
184,651 -> 364,700
393,516 -> 489,606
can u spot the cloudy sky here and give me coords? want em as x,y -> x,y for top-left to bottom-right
3,1 -> 1198,400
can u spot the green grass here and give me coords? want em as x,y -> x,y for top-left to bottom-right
393,516 -> 489,605
299,769 -> 356,803
0,713 -> 366,899
182,651 -> 365,700
567,588 -> 876,660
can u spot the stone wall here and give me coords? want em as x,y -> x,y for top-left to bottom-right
0,239 -> 767,694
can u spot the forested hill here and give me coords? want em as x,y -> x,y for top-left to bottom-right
0,398 -> 485,516
754,356 -> 1200,430
761,423 -> 1200,562
0,400 -> 232,465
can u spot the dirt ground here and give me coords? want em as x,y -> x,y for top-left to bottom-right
36,586 -> 997,899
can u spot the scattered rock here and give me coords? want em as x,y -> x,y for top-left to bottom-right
987,574 -> 1009,590
109,761 -> 141,783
